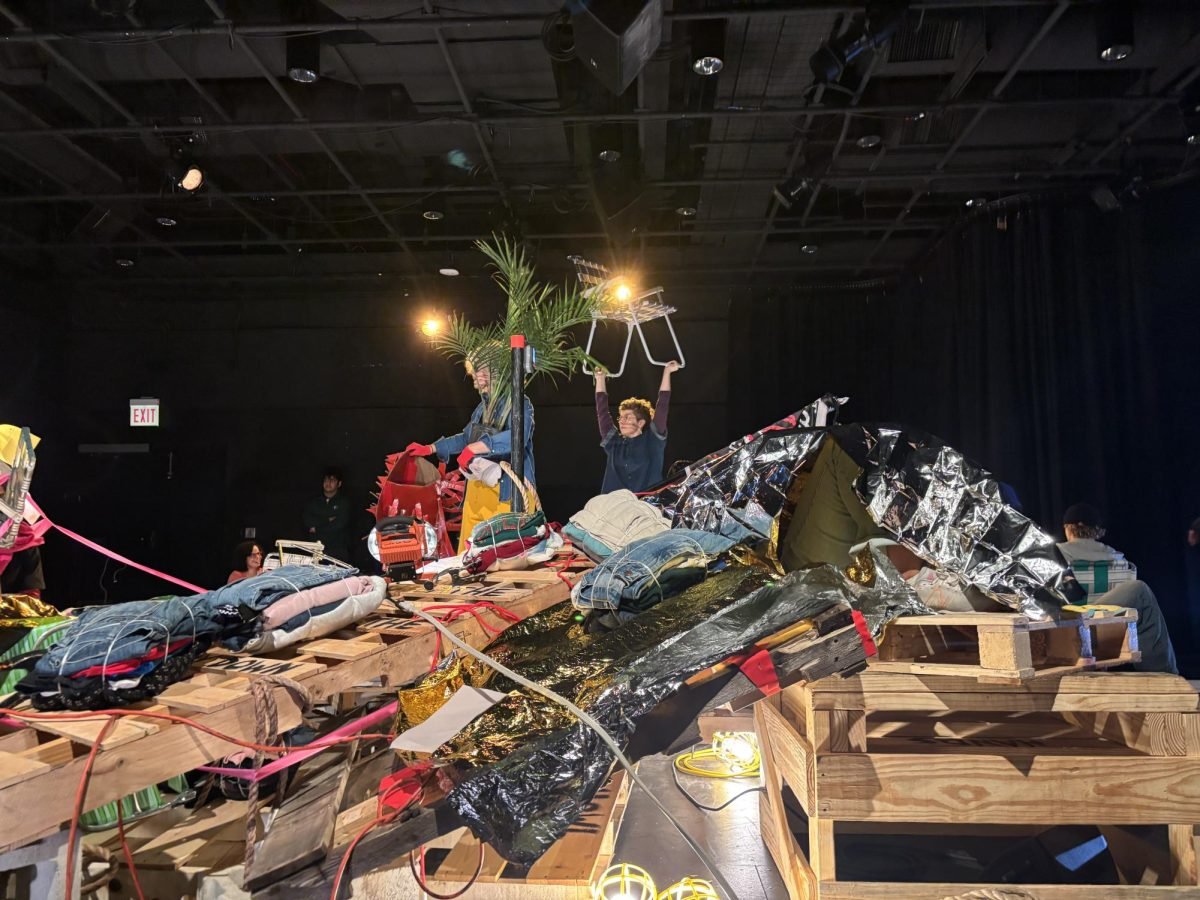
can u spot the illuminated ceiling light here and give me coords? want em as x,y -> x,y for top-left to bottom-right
692,56 -> 723,76
965,197 -> 988,208
772,175 -> 812,210
1096,0 -> 1134,62
115,257 -> 135,268
856,134 -> 882,149
592,863 -> 657,900
613,282 -> 633,302
167,156 -> 204,193
675,206 -> 697,217
438,267 -> 460,276
420,318 -> 443,336
598,149 -> 621,163
155,216 -> 177,227
286,33 -> 321,84
422,209 -> 445,221
800,244 -> 819,254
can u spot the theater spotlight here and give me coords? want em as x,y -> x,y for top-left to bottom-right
772,176 -> 812,210
287,33 -> 322,83
810,0 -> 909,84
167,157 -> 204,193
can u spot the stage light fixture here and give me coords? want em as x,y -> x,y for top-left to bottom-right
155,216 -> 177,227
438,267 -> 460,276
856,134 -> 882,149
692,56 -> 723,76
598,149 -> 622,163
613,281 -> 633,302
115,257 -> 135,268
810,0 -> 909,84
800,244 -> 819,255
965,197 -> 988,208
1189,134 -> 1200,146
675,206 -> 697,217
772,176 -> 812,210
286,33 -> 321,83
1096,0 -> 1134,62
420,317 -> 443,336
167,156 -> 204,193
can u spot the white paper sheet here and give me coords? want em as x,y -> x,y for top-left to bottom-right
389,686 -> 507,754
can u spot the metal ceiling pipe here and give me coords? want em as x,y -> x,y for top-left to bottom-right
0,2 -> 1071,44
0,96 -> 1162,141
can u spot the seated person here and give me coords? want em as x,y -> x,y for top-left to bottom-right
228,541 -> 264,585
1058,503 -> 1177,674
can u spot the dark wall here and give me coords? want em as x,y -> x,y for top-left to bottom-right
21,279 -> 731,602
731,185 -> 1200,656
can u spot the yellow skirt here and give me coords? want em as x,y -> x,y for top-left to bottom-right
457,480 -> 510,555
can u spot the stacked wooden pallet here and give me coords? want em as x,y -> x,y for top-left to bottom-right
0,561 -> 588,856
755,662 -> 1200,899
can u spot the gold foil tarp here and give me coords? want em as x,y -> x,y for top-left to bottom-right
438,562 -> 777,765
394,654 -> 488,731
0,593 -> 59,627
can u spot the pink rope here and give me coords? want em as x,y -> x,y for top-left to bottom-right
195,700 -> 398,782
50,520 -> 207,594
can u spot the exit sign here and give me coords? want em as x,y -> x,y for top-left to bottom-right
129,398 -> 160,427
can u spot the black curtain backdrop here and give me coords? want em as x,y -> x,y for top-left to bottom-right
730,188 -> 1200,664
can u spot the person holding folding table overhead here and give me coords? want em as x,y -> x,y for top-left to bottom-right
594,360 -> 679,494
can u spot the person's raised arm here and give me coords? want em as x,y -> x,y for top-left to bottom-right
653,360 -> 680,435
595,368 -> 615,439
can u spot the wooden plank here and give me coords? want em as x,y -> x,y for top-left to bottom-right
294,639 -> 380,661
977,624 -> 1033,672
244,756 -> 352,891
197,656 -> 326,679
812,671 -> 1198,696
516,773 -> 627,886
1170,824 -> 1200,886
1062,712 -> 1200,757
814,752 -> 1200,824
28,714 -> 158,749
808,817 -> 835,883
756,696 -> 816,814
754,697 -> 818,900
820,882 -> 1200,899
434,834 -> 509,883
156,684 -> 247,713
0,752 -> 49,789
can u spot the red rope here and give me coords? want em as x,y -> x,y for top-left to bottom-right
420,602 -> 523,671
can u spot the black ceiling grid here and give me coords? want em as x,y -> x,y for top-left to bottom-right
0,0 -> 1191,295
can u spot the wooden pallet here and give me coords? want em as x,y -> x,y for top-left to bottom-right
0,561 -> 588,854
873,610 -> 1140,683
754,670 -> 1200,899
420,772 -> 630,899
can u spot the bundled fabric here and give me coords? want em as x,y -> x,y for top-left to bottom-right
444,548 -> 904,864
461,508 -> 559,576
19,565 -> 355,709
643,396 -> 844,537
468,509 -> 546,549
562,490 -> 671,561
243,575 -> 386,653
571,528 -> 744,613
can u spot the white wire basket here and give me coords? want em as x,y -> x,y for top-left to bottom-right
261,539 -> 354,572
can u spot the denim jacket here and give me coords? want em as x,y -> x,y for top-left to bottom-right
434,396 -> 536,504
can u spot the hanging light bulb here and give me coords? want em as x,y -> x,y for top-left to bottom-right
420,317 -> 443,337
592,863 -> 657,900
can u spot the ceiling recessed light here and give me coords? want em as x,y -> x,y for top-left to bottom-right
598,149 -> 621,163
288,66 -> 319,84
115,257 -> 135,267
439,267 -> 460,277
800,244 -> 818,255
155,216 -> 177,227
1099,44 -> 1132,62
856,135 -> 882,149
965,197 -> 988,208
692,56 -> 723,76
675,206 -> 697,217
422,209 -> 445,221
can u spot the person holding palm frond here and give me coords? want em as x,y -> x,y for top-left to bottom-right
408,235 -> 599,553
